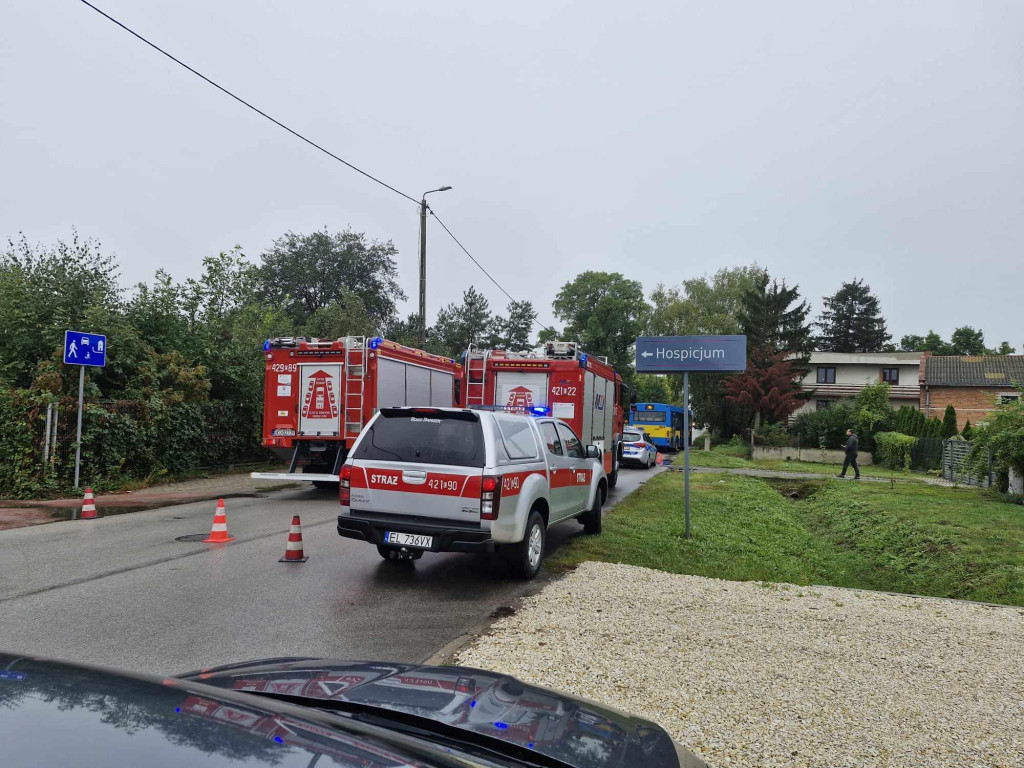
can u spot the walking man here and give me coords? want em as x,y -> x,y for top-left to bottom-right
837,428 -> 860,479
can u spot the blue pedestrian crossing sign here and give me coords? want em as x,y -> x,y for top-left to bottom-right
64,330 -> 107,367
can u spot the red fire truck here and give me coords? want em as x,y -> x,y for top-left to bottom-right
464,341 -> 625,486
252,336 -> 463,486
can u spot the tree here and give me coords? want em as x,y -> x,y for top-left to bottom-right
723,347 -> 802,427
428,286 -> 492,359
552,271 -> 649,375
738,271 -> 813,355
633,374 -> 675,405
853,380 -> 894,441
0,231 -> 122,388
949,326 -> 987,355
899,331 -> 953,355
942,404 -> 958,437
256,228 -> 404,330
815,279 -> 891,352
489,300 -> 538,350
961,420 -> 973,440
994,341 -> 1016,355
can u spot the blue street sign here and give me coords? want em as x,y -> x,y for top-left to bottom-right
635,335 -> 747,373
0,671 -> 26,681
64,330 -> 107,367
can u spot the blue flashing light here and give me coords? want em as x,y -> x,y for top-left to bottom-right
369,337 -> 383,350
470,700 -> 476,708
175,707 -> 181,713
494,722 -> 508,730
274,736 -> 283,743
528,743 -> 535,749
529,406 -> 550,417
263,339 -> 272,351
580,353 -> 588,364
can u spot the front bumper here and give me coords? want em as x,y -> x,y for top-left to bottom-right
337,512 -> 494,553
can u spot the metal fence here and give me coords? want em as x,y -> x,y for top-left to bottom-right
909,437 -> 944,472
941,439 -> 994,487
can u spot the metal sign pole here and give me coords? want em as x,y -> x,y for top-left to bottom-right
73,365 -> 84,489
683,371 -> 691,539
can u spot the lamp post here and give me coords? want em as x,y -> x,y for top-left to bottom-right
419,186 -> 452,347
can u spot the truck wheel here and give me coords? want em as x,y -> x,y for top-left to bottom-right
582,492 -> 602,535
377,545 -> 423,561
312,480 -> 337,490
608,461 -> 619,488
509,511 -> 545,580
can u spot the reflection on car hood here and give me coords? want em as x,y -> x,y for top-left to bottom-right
180,657 -> 702,768
0,652 -> 451,768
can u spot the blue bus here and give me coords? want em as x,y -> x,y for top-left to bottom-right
629,402 -> 688,450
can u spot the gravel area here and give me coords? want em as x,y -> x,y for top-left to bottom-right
456,562 -> 1023,768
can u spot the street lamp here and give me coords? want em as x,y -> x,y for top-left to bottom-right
419,186 -> 452,347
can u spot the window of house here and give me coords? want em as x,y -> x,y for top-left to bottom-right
998,393 -> 1020,405
816,400 -> 833,411
816,367 -> 836,384
882,368 -> 899,384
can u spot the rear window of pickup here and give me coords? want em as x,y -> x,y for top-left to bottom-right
354,409 -> 486,467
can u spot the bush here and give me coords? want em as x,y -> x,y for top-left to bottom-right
791,400 -> 859,450
962,420 -> 973,440
874,431 -> 917,471
894,405 -> 925,436
942,404 -> 958,438
753,422 -> 793,447
965,385 -> 1024,483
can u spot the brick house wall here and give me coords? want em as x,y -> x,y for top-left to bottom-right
921,386 -> 1004,421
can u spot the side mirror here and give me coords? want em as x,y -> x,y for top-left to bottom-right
586,445 -> 601,459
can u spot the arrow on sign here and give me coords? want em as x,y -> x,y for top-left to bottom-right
641,351 -> 653,358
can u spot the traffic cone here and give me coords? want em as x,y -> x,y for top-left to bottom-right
81,487 -> 98,520
656,452 -> 665,466
203,499 -> 235,543
279,515 -> 308,563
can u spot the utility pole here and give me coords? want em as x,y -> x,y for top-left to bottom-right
418,186 -> 452,348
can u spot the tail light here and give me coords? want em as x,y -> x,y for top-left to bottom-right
339,464 -> 352,506
480,475 -> 502,520
455,676 -> 476,694
633,442 -> 646,448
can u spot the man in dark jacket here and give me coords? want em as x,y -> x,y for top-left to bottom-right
838,429 -> 860,479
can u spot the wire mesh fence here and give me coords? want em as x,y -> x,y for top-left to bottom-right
942,439 -> 995,487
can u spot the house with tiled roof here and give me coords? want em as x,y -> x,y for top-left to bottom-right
790,351 -> 923,418
920,354 -> 1024,422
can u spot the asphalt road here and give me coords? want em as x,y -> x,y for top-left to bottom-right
0,466 -> 661,675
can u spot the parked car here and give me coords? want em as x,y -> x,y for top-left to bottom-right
621,428 -> 658,469
337,407 -> 607,578
0,651 -> 706,767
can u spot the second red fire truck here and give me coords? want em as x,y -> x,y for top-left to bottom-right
463,341 -> 625,486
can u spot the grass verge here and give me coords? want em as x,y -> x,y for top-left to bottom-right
551,472 -> 1023,606
685,445 -> 923,480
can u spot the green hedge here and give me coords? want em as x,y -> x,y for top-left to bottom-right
0,387 -> 268,498
873,431 -> 917,471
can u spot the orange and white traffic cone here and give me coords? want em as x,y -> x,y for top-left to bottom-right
656,452 -> 665,466
81,487 -> 98,520
203,499 -> 235,543
279,515 -> 308,563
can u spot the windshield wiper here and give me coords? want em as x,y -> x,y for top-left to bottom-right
247,691 -> 575,768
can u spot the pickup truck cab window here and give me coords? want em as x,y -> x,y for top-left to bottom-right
540,422 -> 563,456
556,423 -> 585,459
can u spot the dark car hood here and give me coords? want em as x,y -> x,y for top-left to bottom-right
0,652 -> 480,768
180,657 -> 704,768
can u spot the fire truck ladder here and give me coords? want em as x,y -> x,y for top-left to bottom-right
343,337 -> 366,443
465,347 -> 490,407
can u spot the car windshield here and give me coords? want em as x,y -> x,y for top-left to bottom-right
625,431 -> 644,442
353,410 -> 485,467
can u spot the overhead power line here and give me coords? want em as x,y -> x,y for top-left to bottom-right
77,0 -> 419,205
78,0 -> 552,332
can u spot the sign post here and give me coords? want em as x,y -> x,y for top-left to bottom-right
635,335 -> 747,538
64,331 -> 107,489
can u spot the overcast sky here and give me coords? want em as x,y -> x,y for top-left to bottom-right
2,1 -> 1022,347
